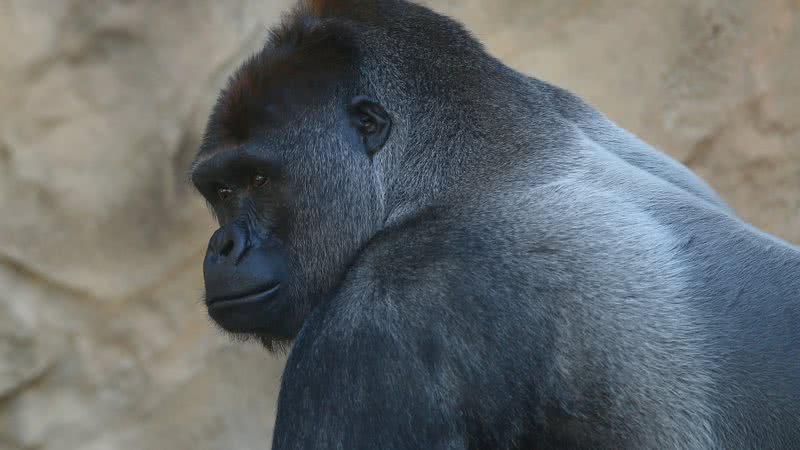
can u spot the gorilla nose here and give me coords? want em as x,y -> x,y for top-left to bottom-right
203,222 -> 287,310
208,223 -> 249,263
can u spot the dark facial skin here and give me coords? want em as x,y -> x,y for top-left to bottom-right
192,149 -> 291,335
191,85 -> 392,347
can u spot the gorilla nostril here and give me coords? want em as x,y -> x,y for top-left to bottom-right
219,238 -> 235,257
208,228 -> 227,255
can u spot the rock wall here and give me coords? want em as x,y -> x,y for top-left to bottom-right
0,1 -> 797,449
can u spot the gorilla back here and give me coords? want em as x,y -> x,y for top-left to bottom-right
190,0 -> 800,448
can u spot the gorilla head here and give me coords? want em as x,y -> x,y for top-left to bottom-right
191,14 -> 398,348
190,0 -> 487,349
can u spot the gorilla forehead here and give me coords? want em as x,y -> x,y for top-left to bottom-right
198,13 -> 361,160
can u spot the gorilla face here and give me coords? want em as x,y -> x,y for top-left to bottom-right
191,60 -> 392,347
192,151 -> 296,340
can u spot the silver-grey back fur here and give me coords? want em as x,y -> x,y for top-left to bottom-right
199,1 -> 800,448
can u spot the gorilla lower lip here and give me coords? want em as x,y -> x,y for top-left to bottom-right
207,283 -> 281,308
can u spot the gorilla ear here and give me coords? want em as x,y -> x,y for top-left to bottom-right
348,96 -> 391,156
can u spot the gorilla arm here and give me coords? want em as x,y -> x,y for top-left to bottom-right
271,286 -> 470,450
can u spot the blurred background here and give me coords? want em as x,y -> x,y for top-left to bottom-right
0,0 -> 798,449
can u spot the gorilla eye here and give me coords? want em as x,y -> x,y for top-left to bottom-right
217,186 -> 233,201
253,174 -> 269,187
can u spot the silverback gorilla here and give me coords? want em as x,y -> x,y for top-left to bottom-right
190,0 -> 800,448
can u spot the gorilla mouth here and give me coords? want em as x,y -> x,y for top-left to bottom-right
206,283 -> 282,308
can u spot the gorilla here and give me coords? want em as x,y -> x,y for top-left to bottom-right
190,0 -> 800,448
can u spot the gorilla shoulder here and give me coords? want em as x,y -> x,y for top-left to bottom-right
190,0 -> 800,448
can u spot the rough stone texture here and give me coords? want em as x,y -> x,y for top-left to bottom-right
0,0 -> 797,449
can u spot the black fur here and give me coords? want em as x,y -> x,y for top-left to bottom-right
191,0 -> 800,448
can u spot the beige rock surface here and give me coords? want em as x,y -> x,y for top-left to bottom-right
0,0 -> 797,449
